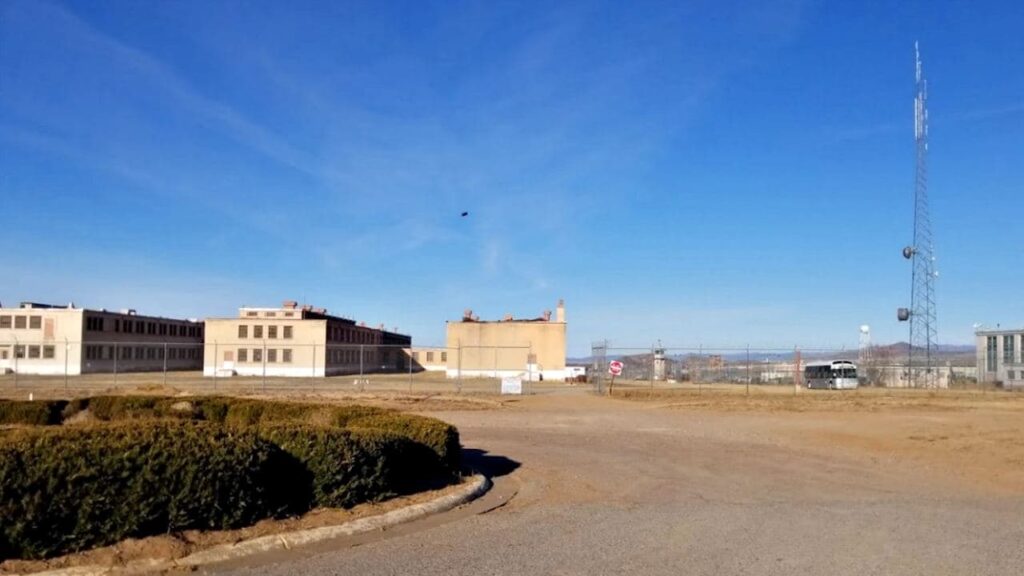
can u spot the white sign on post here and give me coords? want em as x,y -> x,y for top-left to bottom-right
501,376 -> 523,395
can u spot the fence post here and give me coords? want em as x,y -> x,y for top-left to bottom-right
793,347 -> 801,396
457,339 -> 462,394
697,344 -> 702,395
312,343 -> 317,379
408,347 -> 413,393
262,341 -> 267,392
650,345 -> 655,389
746,345 -> 750,396
214,341 -> 219,392
113,342 -> 118,387
493,346 -> 498,379
528,343 -> 533,395
359,344 -> 364,378
163,342 -> 168,387
64,338 -> 69,392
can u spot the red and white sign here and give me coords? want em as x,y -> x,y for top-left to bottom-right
608,360 -> 624,376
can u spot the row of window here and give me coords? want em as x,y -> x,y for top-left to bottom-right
0,315 -> 42,329
1,345 -> 55,360
324,349 -> 394,364
328,324 -> 379,344
986,334 -> 1023,371
237,325 -> 294,339
411,351 -> 447,363
234,348 -> 293,364
83,345 -> 201,361
86,316 -> 203,338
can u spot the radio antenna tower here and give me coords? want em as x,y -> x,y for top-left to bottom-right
899,42 -> 938,387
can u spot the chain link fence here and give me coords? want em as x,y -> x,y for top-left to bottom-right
588,341 -> 990,395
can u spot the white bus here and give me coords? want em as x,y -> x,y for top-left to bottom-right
804,360 -> 859,390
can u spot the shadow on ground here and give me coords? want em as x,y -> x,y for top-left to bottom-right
461,448 -> 520,478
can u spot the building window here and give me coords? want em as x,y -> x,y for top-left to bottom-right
253,348 -> 263,363
283,326 -> 293,339
0,316 -> 10,328
14,345 -> 26,358
121,347 -> 132,360
987,336 -> 998,372
135,347 -> 144,360
412,351 -> 419,361
426,351 -> 434,362
265,312 -> 276,317
284,312 -> 294,317
124,321 -> 133,334
283,349 -> 292,363
159,323 -> 167,336
238,348 -> 248,362
15,316 -> 27,329
441,351 -> 447,362
254,325 -> 264,339
29,316 -> 41,329
1010,370 -> 1017,380
135,320 -> 143,333
1004,335 -> 1016,364
268,326 -> 278,339
246,311 -> 258,317
42,345 -> 55,359
267,349 -> 277,363
28,346 -> 40,359
238,325 -> 248,339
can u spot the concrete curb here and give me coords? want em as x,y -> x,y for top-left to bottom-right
26,474 -> 491,576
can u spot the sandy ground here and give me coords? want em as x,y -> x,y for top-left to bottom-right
213,387 -> 1024,576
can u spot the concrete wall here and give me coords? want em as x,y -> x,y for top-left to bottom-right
445,319 -> 566,380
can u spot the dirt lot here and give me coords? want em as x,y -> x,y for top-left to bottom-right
4,383 -> 1024,575
218,386 -> 1024,576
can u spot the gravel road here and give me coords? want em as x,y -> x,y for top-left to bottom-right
211,393 -> 1024,576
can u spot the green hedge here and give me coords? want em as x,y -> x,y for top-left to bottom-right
0,400 -> 68,426
50,396 -> 459,473
0,396 -> 462,560
347,413 -> 461,474
0,421 -> 293,560
257,425 -> 415,508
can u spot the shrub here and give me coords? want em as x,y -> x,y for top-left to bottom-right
0,421 -> 293,560
346,413 -> 461,475
0,400 -> 68,426
257,424 -> 415,509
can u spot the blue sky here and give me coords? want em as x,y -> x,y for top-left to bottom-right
1,0 -> 1021,354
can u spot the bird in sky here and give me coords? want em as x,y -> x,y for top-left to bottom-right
460,211 -> 469,217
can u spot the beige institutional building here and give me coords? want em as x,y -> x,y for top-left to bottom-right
203,301 -> 411,377
445,300 -> 567,380
0,302 -> 204,375
977,327 -> 1024,388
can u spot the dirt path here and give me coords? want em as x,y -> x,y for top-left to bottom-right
213,390 -> 1024,576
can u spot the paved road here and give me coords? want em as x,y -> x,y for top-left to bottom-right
212,394 -> 1024,576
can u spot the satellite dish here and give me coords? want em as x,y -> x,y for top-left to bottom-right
902,246 -> 915,259
859,325 -> 870,334
897,308 -> 911,322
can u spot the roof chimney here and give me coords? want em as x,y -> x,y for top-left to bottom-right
463,308 -> 474,321
542,310 -> 552,321
283,300 -> 298,309
556,299 -> 565,323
